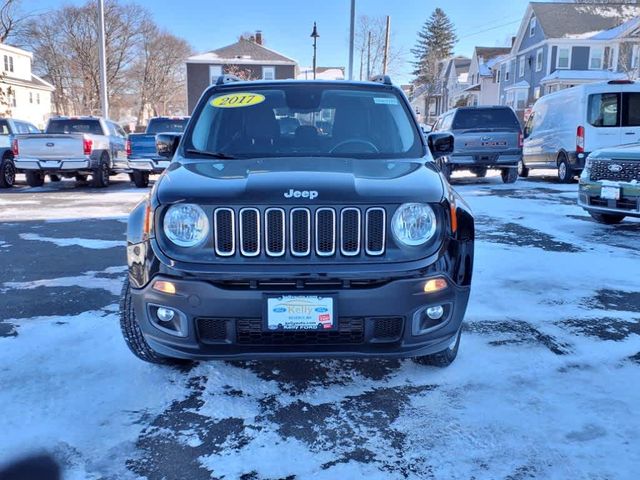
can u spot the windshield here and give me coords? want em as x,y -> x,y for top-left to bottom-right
46,119 -> 103,135
187,85 -> 424,158
147,118 -> 188,134
452,108 -> 521,131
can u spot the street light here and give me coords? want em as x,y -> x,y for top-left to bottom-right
310,22 -> 319,80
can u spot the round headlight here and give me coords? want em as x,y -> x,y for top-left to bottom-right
163,204 -> 209,247
391,203 -> 437,246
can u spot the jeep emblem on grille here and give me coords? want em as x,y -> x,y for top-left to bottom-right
481,136 -> 492,142
46,142 -> 55,147
284,189 -> 318,200
608,164 -> 623,173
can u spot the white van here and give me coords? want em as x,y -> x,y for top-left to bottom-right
521,80 -> 640,183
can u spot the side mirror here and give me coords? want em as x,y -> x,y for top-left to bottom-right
427,133 -> 454,160
156,133 -> 181,158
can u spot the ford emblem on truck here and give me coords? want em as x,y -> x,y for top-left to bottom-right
608,164 -> 623,173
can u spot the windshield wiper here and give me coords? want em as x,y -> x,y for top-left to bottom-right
185,149 -> 237,159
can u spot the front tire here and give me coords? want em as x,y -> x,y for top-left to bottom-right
92,154 -> 111,188
588,211 -> 625,224
131,171 -> 150,188
414,328 -> 462,367
518,160 -> 529,178
25,171 -> 45,188
0,157 -> 16,188
501,168 -> 518,184
120,278 -> 186,365
557,152 -> 574,183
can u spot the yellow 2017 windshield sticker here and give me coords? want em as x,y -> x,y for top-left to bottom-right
211,92 -> 266,108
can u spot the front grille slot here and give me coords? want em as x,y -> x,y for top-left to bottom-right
372,317 -> 403,341
214,208 -> 235,256
290,208 -> 311,256
239,208 -> 260,256
265,208 -> 285,256
211,206 -> 387,259
365,208 -> 386,255
237,317 -> 364,345
315,208 -> 336,256
196,318 -> 229,343
340,208 -> 361,256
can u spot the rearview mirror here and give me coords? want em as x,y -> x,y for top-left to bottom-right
156,133 -> 182,158
427,133 -> 454,160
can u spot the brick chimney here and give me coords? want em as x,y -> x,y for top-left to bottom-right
255,30 -> 263,45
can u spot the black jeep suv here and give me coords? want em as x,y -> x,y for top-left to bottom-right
120,76 -> 475,367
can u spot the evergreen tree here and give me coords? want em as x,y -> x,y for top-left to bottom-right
411,8 -> 457,85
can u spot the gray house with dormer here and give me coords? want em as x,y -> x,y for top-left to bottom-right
497,2 -> 640,120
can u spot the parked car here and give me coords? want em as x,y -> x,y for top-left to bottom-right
0,118 -> 41,188
119,76 -> 474,367
13,116 -> 128,188
578,142 -> 640,224
433,106 -> 522,183
522,80 -> 640,183
127,116 -> 189,188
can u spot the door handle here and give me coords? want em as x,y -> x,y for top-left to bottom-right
625,132 -> 636,135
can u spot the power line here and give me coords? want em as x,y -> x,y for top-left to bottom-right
458,19 -> 522,40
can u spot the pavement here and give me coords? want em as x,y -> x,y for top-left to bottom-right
1,172 -> 639,480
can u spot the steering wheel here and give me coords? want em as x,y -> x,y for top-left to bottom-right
330,138 -> 380,154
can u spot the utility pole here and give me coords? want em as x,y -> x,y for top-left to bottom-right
366,31 -> 371,79
348,0 -> 355,80
97,0 -> 108,118
359,50 -> 364,81
382,16 -> 391,75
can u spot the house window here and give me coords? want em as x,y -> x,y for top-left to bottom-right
36,93 -> 40,104
11,92 -> 16,107
529,16 -> 537,37
29,92 -> 33,103
497,69 -> 501,83
262,66 -> 275,80
534,87 -> 541,100
3,55 -> 7,71
557,47 -> 570,69
505,62 -> 510,81
632,45 -> 639,70
209,65 -> 223,84
519,56 -> 525,77
9,56 -> 13,72
589,47 -> 603,70
536,49 -> 543,72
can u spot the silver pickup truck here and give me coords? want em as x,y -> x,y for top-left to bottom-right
13,117 -> 128,188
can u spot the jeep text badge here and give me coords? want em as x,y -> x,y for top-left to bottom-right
284,189 -> 318,200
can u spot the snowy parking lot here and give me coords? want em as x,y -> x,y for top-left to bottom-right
1,173 -> 639,480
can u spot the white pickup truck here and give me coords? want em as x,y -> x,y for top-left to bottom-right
13,116 -> 128,188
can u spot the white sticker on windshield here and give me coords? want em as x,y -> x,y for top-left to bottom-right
373,97 -> 398,105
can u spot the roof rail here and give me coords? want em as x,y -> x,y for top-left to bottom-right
608,79 -> 634,85
215,74 -> 242,85
370,75 -> 392,85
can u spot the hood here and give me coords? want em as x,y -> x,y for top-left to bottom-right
155,157 -> 445,205
590,143 -> 640,161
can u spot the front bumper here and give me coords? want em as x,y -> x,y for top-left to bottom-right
579,180 -> 640,217
14,157 -> 91,172
448,151 -> 521,168
128,158 -> 169,174
131,274 -> 470,360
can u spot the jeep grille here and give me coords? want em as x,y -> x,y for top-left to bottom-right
212,206 -> 386,259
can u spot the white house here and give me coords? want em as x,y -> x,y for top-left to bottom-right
464,47 -> 511,106
0,43 -> 54,129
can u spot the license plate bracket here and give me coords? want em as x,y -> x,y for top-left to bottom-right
601,186 -> 621,200
265,295 -> 336,331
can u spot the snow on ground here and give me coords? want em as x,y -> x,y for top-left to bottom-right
1,173 -> 639,479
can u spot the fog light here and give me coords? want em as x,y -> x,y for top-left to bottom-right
426,305 -> 444,320
157,307 -> 176,322
424,277 -> 447,293
153,281 -> 176,295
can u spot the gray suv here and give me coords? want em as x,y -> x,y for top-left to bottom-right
433,106 -> 523,183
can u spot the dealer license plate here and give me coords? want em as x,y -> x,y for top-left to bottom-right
266,295 -> 334,331
601,186 -> 620,200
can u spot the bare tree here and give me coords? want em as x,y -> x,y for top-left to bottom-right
0,0 -> 26,43
224,64 -> 255,81
355,15 -> 404,79
132,20 -> 192,125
